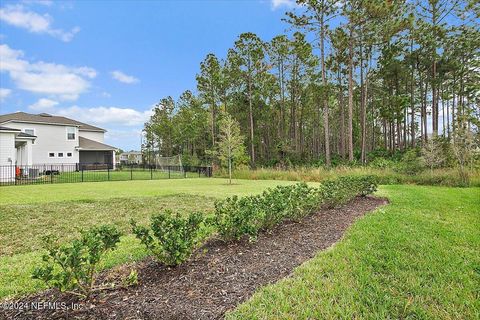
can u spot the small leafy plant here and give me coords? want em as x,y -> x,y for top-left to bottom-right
32,225 -> 122,298
213,195 -> 264,241
131,210 -> 204,266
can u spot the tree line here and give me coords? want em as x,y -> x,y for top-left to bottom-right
143,0 -> 479,168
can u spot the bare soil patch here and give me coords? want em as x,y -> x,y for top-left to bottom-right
1,196 -> 387,320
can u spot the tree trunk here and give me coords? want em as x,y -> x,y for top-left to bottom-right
347,25 -> 354,162
248,68 -> 256,168
410,52 -> 416,147
320,11 -> 331,167
339,71 -> 345,159
228,150 -> 232,185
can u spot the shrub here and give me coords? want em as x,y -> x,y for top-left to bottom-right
214,177 -> 377,242
369,157 -> 395,169
213,195 -> 264,241
32,225 -> 122,298
131,211 -> 204,266
396,149 -> 424,175
259,183 -> 319,227
213,183 -> 321,241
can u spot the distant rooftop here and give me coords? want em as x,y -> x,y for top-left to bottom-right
0,112 -> 106,132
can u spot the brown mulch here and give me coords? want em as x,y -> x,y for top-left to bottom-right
1,196 -> 387,320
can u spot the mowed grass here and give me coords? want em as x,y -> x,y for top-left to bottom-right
228,186 -> 480,319
0,178 -> 299,298
0,178 -> 297,205
0,194 -> 216,256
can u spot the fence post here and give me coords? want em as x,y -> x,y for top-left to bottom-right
130,164 -> 133,180
198,167 -> 200,178
108,166 -> 110,181
50,165 -> 53,183
150,165 -> 153,180
168,166 -> 171,179
14,165 -> 17,186
81,166 -> 84,182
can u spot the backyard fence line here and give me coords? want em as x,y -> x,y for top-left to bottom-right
0,163 -> 212,186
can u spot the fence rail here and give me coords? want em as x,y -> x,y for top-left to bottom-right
0,163 -> 212,186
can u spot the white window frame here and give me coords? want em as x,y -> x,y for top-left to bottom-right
23,128 -> 35,136
67,152 -> 73,157
48,152 -> 55,158
66,126 -> 76,141
58,152 -> 64,158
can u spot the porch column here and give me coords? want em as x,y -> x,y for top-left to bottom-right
26,140 -> 33,166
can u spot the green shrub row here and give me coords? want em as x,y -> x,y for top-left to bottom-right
33,175 -> 377,298
213,175 -> 377,242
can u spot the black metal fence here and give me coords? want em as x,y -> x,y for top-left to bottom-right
0,163 -> 212,186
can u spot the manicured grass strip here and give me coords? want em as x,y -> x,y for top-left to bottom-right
227,186 -> 480,319
0,194 -> 215,256
0,178 -> 299,205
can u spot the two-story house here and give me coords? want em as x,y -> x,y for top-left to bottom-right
0,112 -> 117,174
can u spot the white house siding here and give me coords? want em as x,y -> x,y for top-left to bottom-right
79,130 -> 104,143
3,122 -> 80,164
0,132 -> 16,182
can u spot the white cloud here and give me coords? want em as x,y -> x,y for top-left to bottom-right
0,44 -> 96,100
28,98 -> 58,111
271,0 -> 297,10
104,128 -> 144,151
22,0 -> 54,6
111,70 -> 139,84
0,4 -> 79,42
0,88 -> 12,101
58,106 -> 152,126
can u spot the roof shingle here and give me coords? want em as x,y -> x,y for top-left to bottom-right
78,136 -> 116,151
0,112 -> 106,132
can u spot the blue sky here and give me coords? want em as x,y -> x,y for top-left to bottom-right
0,0 -> 296,150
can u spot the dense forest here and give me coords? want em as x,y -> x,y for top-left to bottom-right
143,0 -> 479,169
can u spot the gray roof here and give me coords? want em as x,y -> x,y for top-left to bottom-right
18,132 -> 37,138
0,112 -> 106,132
78,136 -> 116,151
0,125 -> 20,132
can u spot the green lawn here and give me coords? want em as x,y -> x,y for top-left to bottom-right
0,178 -> 297,205
1,179 -> 479,320
228,186 -> 480,319
0,178 -> 299,298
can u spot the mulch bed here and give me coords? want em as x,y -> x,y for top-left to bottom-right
1,196 -> 387,320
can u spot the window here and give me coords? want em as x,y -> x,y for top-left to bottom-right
67,152 -> 72,157
24,128 -> 35,136
66,127 -> 76,140
49,153 -> 55,158
58,152 -> 64,157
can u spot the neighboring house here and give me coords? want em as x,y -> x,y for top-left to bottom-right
119,151 -> 143,165
0,112 -> 117,174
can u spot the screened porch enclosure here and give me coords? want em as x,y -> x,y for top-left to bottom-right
79,150 -> 115,170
